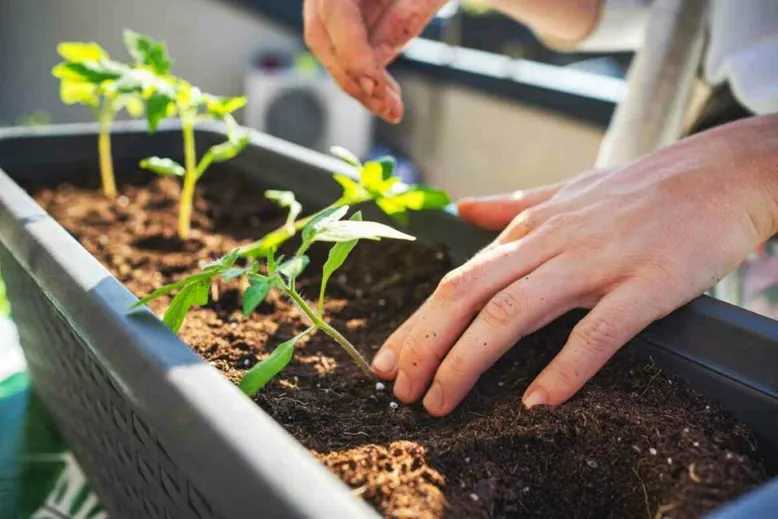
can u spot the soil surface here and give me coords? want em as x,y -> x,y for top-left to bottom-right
26,171 -> 770,519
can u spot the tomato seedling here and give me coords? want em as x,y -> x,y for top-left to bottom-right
131,205 -> 415,394
138,76 -> 249,240
238,147 -> 449,258
51,33 -> 162,198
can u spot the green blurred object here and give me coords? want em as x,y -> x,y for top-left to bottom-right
1,271 -> 10,318
0,308 -> 105,518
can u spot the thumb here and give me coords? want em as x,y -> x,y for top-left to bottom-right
458,185 -> 560,231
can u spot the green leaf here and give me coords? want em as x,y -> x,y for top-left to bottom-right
238,329 -> 313,395
162,278 -> 210,333
319,212 -> 362,314
59,81 -> 99,107
145,90 -> 176,132
277,256 -> 310,280
376,157 -> 397,180
205,95 -> 247,118
242,278 -> 271,316
130,272 -> 213,308
52,60 -> 126,84
139,157 -> 185,177
386,186 -> 451,211
301,205 -> 350,243
123,29 -> 173,75
333,174 -> 369,204
114,94 -> 144,117
203,249 -> 241,272
265,190 -> 302,232
315,220 -> 416,242
360,162 -> 384,193
57,42 -> 109,63
330,146 -> 361,167
203,134 -> 250,164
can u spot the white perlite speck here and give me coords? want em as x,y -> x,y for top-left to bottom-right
587,460 -> 599,468
470,493 -> 479,502
389,401 -> 399,410
667,458 -> 673,465
649,448 -> 658,456
693,442 -> 700,447
375,382 -> 386,391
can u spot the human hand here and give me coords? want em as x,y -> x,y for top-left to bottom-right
302,0 -> 446,123
371,114 -> 778,416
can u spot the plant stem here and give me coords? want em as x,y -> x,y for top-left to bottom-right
238,199 -> 346,257
286,288 -> 373,377
98,102 -> 117,199
179,116 -> 197,240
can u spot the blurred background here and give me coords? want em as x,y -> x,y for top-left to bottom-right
0,0 -> 629,199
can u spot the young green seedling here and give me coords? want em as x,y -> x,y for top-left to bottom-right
237,147 -> 450,258
52,38 -> 151,199
130,205 -> 415,395
137,71 -> 249,240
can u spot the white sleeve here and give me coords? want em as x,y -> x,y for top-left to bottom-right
542,0 -> 653,53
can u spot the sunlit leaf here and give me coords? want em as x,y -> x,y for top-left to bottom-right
139,157 -> 185,177
162,278 -> 210,333
301,205 -> 349,243
203,134 -> 250,164
57,42 -> 108,63
238,329 -> 312,395
205,95 -> 247,118
277,256 -> 310,280
114,94 -> 144,117
242,278 -> 270,316
360,162 -> 384,193
385,186 -> 450,211
330,146 -> 361,168
333,174 -> 369,204
319,212 -> 362,314
52,61 -> 126,84
123,29 -> 173,75
60,81 -> 99,107
314,220 -> 415,242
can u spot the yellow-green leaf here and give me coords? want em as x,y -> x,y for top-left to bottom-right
60,81 -> 99,107
57,42 -> 108,63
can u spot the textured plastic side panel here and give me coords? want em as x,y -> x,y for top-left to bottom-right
1,244 -> 217,519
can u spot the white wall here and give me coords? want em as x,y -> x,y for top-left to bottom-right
386,75 -> 605,196
0,0 -> 299,123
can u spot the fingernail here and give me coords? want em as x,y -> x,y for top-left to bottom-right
372,349 -> 396,374
359,76 -> 376,97
393,370 -> 412,401
423,382 -> 444,413
522,387 -> 548,408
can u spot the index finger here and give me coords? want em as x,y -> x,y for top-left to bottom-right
318,0 -> 382,94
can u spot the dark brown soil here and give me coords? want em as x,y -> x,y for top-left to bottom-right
27,172 -> 770,519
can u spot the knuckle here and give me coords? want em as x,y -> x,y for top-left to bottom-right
543,212 -> 575,233
572,316 -> 619,356
441,354 -> 470,381
481,290 -> 524,328
401,338 -> 430,369
436,269 -> 471,302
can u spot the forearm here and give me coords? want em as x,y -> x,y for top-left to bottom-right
488,0 -> 602,44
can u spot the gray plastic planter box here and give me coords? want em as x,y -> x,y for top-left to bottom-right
0,122 -> 776,518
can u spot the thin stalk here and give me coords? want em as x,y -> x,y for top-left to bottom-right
238,196 -> 360,258
97,101 -> 117,199
286,288 -> 373,377
179,115 -> 197,240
